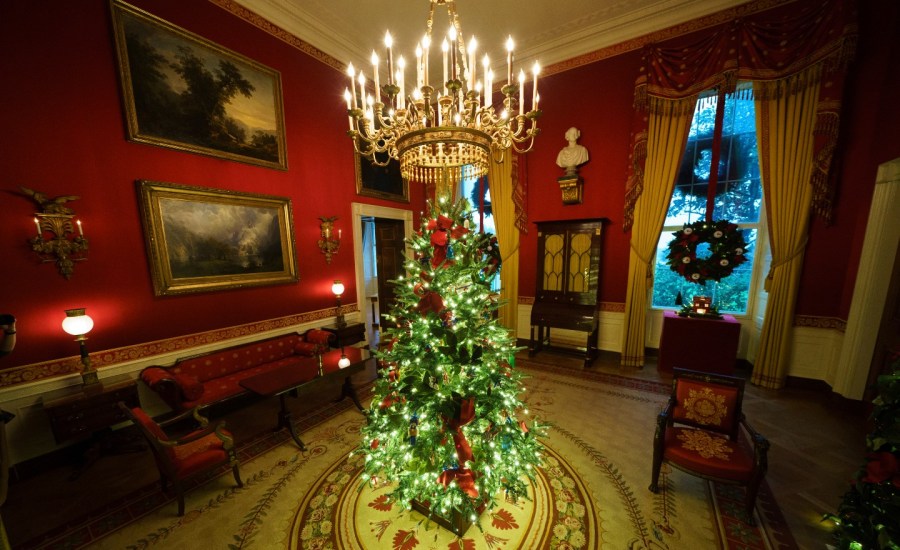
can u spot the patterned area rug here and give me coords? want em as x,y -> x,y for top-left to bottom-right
22,364 -> 798,549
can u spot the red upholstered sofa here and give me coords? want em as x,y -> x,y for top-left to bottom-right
140,330 -> 334,412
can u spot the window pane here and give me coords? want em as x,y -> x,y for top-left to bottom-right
652,85 -> 760,315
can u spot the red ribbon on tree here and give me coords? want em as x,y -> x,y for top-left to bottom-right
427,215 -> 468,268
438,397 -> 479,498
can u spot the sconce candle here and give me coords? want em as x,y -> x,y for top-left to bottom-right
318,216 -> 341,264
34,217 -> 41,237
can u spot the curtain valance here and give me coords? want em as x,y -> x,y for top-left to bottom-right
624,0 -> 856,230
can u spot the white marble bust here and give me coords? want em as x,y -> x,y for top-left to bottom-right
556,127 -> 589,176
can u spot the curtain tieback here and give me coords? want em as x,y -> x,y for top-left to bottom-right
500,242 -> 520,264
629,242 -> 653,279
764,237 -> 809,291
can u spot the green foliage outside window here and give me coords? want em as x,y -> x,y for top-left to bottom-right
652,87 -> 763,314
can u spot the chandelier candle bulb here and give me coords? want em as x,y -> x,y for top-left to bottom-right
371,51 -> 380,100
344,89 -> 353,130
468,37 -> 477,90
506,36 -> 514,84
397,56 -> 406,109
422,35 -> 430,86
448,26 -> 457,80
347,63 -> 357,108
384,31 -> 394,85
357,72 -> 366,110
442,39 -> 449,93
518,70 -> 525,116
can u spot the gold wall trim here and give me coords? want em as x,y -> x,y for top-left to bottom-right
794,315 -> 847,332
209,0 -> 344,71
542,0 -> 792,78
0,305 -> 357,389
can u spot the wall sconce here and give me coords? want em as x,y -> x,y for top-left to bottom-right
318,216 -> 341,264
20,187 -> 88,279
332,280 -> 346,328
61,308 -> 100,388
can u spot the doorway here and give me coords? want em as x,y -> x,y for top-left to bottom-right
351,203 -> 414,349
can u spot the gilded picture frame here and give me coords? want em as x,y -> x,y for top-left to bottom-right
110,0 -> 288,170
354,147 -> 409,203
137,180 -> 298,296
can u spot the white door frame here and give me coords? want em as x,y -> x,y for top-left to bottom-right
350,203 -> 415,335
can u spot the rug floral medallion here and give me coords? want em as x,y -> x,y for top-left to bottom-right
289,444 -> 598,549
27,365 -> 796,550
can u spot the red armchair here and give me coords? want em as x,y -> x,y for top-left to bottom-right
119,403 -> 243,516
649,368 -> 769,525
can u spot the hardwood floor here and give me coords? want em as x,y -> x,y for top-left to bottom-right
588,353 -> 867,550
2,351 -> 865,549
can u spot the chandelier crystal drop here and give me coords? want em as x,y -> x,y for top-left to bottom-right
343,0 -> 542,185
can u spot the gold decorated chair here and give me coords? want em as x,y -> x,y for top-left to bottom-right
118,403 -> 243,516
649,368 -> 769,524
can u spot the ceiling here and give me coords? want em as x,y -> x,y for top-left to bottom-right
236,0 -> 747,77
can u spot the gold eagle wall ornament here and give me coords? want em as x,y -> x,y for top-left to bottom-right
19,186 -> 80,215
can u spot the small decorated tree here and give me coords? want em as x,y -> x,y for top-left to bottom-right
826,352 -> 900,549
355,197 -> 545,531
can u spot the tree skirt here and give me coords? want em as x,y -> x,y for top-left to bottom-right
31,366 -> 796,549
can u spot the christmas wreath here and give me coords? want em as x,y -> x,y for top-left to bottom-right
666,219 -> 749,285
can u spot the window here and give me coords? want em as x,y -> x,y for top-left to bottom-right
459,175 -> 501,291
651,85 -> 765,315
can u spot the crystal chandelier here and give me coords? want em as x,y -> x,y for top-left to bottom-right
343,0 -> 542,185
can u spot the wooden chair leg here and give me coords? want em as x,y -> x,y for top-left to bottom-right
649,456 -> 662,493
744,481 -> 761,526
232,465 -> 243,487
173,481 -> 186,516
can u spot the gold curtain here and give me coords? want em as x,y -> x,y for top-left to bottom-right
488,154 -> 520,334
620,96 -> 696,367
751,66 -> 822,389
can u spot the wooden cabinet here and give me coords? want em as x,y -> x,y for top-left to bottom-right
529,218 -> 607,367
44,380 -> 139,444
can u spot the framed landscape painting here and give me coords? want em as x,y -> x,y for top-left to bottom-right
354,146 -> 409,203
111,0 -> 287,170
137,181 -> 298,296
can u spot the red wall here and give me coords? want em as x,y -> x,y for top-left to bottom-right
0,0 -> 424,369
1,0 -> 898,373
517,0 -> 900,319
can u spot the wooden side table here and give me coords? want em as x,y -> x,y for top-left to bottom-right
657,310 -> 741,375
44,380 -> 142,478
322,322 -> 366,348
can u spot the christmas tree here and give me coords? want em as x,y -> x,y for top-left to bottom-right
355,197 -> 545,531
